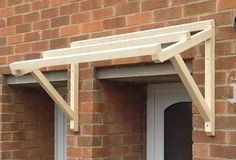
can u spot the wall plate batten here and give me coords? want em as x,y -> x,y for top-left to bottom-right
70,64 -> 79,132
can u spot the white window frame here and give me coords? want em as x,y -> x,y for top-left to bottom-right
54,88 -> 67,160
147,83 -> 191,160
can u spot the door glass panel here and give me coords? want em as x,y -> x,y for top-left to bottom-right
164,102 -> 192,160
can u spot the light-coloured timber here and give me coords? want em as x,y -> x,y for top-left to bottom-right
9,20 -> 215,135
43,31 -> 190,58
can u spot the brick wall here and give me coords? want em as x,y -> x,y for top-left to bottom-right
0,77 -> 54,159
0,0 -> 236,159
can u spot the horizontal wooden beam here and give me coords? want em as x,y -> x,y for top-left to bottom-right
43,31 -> 190,58
70,20 -> 214,47
10,43 -> 162,76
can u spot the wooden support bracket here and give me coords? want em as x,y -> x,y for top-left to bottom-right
31,67 -> 79,132
152,28 -> 215,136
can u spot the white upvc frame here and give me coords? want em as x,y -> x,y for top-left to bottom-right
54,88 -> 67,160
147,83 -> 191,160
9,20 -> 215,135
55,105 -> 67,160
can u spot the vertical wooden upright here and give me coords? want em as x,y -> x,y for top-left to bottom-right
204,35 -> 215,136
70,64 -> 79,132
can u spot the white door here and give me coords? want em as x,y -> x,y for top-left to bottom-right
147,83 -> 192,160
54,88 -> 67,160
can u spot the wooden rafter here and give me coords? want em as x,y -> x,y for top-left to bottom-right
9,20 -> 215,135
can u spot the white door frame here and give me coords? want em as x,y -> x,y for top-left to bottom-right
147,83 -> 191,160
54,88 -> 67,160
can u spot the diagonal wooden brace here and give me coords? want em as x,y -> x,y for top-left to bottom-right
31,66 -> 79,132
170,53 -> 215,136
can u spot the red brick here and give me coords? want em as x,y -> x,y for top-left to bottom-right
7,55 -> 24,64
69,34 -> 89,43
210,145 -> 236,159
41,8 -> 58,19
24,32 -> 40,42
167,17 -> 197,26
115,2 -> 139,16
0,18 -> 6,27
127,12 -> 154,26
16,23 -> 31,33
200,11 -> 234,27
71,12 -> 91,24
15,4 -> 30,14
42,28 -> 59,39
0,26 -> 15,36
0,46 -> 13,56
33,20 -> 50,30
50,37 -> 69,49
32,41 -> 49,52
103,0 -> 126,7
103,17 -> 126,29
171,0 -> 196,5
60,25 -> 80,36
216,56 -> 236,70
216,27 -> 236,41
216,41 -> 235,55
91,31 -> 113,38
216,116 -> 236,129
32,0 -> 49,10
217,0 -> 236,10
67,147 -> 81,157
0,7 -> 14,18
193,143 -> 209,157
115,27 -> 138,34
92,147 -> 111,157
24,53 -> 41,60
59,2 -> 79,15
93,7 -> 113,20
81,21 -> 102,33
0,37 -> 6,45
15,43 -> 31,54
184,1 -> 216,17
0,57 -> 6,65
7,0 -> 22,6
111,146 -> 130,156
51,15 -> 69,28
193,130 -> 226,144
49,0 -> 72,6
155,7 -> 182,22
7,34 -> 23,45
141,0 -> 167,11
103,135 -> 122,146
23,12 -> 40,23
80,0 -> 102,11
7,15 -> 22,25
0,0 -> 6,8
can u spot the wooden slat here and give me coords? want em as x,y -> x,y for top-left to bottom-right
31,70 -> 75,120
10,43 -> 162,76
152,28 -> 214,62
43,31 -> 190,58
70,20 -> 214,47
170,54 -> 211,122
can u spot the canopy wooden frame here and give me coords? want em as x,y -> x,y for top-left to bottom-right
9,20 -> 215,136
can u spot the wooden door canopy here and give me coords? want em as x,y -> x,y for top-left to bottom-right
9,20 -> 215,136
